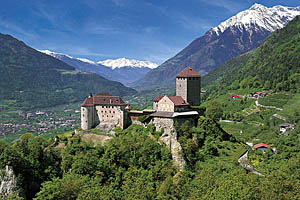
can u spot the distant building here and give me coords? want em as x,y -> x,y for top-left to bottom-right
81,66 -> 201,131
81,93 -> 130,130
250,92 -> 270,98
150,67 -> 201,131
157,96 -> 189,112
254,143 -> 270,152
229,95 -> 240,100
279,123 -> 295,135
176,67 -> 201,106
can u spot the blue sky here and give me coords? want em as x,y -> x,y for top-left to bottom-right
0,0 -> 299,64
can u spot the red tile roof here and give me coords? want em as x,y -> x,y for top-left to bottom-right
254,143 -> 270,149
81,95 -> 127,107
154,94 -> 163,102
168,96 -> 189,106
176,67 -> 200,78
81,97 -> 94,107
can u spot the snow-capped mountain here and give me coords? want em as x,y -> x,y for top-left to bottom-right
134,3 -> 300,88
212,3 -> 300,35
39,50 -> 156,86
98,58 -> 158,69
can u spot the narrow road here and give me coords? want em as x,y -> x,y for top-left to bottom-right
273,114 -> 286,121
220,120 -> 241,123
220,120 -> 260,126
255,100 -> 283,111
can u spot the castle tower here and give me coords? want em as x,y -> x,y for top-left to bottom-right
81,98 -> 94,130
176,66 -> 201,106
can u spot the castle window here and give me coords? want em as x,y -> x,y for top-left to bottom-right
107,115 -> 109,117
83,114 -> 84,117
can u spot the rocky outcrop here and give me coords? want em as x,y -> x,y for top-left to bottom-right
0,165 -> 19,197
238,151 -> 263,176
160,129 -> 186,171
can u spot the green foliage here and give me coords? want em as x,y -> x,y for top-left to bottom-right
1,114 -> 300,199
258,93 -> 290,108
137,115 -> 148,123
176,117 -> 235,170
205,16 -> 300,96
205,100 -> 223,121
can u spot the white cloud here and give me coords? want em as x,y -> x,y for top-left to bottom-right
176,14 -> 213,33
197,0 -> 246,13
0,19 -> 37,39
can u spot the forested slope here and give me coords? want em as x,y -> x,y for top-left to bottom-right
0,34 -> 136,110
205,15 -> 300,93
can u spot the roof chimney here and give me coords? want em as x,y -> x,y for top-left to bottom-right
88,93 -> 93,98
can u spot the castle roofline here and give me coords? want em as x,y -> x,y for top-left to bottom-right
168,96 -> 189,106
81,95 -> 127,107
153,94 -> 163,102
176,66 -> 200,78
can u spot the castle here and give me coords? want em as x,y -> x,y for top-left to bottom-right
81,66 -> 201,131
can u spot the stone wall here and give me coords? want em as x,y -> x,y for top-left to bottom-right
176,77 -> 201,106
81,106 -> 94,130
95,105 -> 122,125
157,96 -> 174,112
176,77 -> 188,102
151,117 -> 174,132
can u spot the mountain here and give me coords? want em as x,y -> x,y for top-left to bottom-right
98,58 -> 157,69
206,15 -> 300,93
0,34 -> 136,110
201,51 -> 252,88
39,51 -> 157,86
133,3 -> 300,89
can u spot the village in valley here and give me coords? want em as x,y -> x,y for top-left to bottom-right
0,103 -> 81,142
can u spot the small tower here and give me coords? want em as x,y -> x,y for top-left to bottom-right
81,95 -> 94,130
176,67 -> 201,106
153,94 -> 163,111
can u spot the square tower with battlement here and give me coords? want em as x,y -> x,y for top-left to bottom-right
176,67 -> 201,106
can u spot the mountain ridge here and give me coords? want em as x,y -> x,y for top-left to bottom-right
39,50 -> 157,86
0,34 -> 136,110
205,15 -> 300,94
133,3 -> 300,89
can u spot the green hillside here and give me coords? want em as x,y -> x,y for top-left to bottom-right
0,34 -> 136,110
204,15 -> 300,93
201,51 -> 252,88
